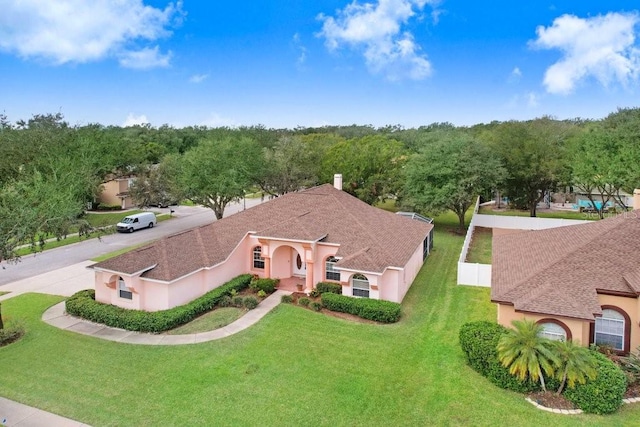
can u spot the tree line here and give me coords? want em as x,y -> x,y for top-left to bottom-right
2,107 -> 640,262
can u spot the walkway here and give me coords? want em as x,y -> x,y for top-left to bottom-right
42,290 -> 291,345
0,396 -> 89,426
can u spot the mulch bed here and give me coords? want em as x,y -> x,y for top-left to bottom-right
625,382 -> 640,399
527,391 -> 576,410
288,292 -> 380,324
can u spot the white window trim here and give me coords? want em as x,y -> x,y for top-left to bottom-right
538,322 -> 566,341
118,277 -> 132,300
253,246 -> 265,269
325,257 -> 340,281
595,309 -> 625,351
352,274 -> 370,298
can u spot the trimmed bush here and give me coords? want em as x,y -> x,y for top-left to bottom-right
309,289 -> 321,298
564,351 -> 627,414
310,301 -> 322,312
257,290 -> 266,298
320,293 -> 401,323
281,295 -> 293,304
250,278 -> 278,294
66,274 -> 252,333
459,321 -> 539,393
219,295 -> 232,307
232,296 -> 244,307
316,282 -> 342,295
244,296 -> 259,310
298,297 -> 310,307
0,323 -> 24,347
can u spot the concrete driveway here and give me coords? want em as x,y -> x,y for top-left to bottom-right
0,261 -> 94,303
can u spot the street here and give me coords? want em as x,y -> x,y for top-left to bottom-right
0,197 -> 265,287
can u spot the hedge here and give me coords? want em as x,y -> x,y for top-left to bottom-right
316,282 -> 342,295
320,293 -> 401,323
66,274 -> 252,333
564,350 -> 627,414
250,278 -> 278,294
459,321 -> 539,393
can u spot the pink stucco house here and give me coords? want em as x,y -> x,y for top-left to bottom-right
91,179 -> 434,312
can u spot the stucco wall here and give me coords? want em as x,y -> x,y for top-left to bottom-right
98,181 -> 121,206
497,304 -> 591,346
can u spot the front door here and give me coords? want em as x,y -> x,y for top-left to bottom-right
292,251 -> 306,277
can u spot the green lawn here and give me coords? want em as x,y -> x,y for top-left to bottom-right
1,226 -> 638,425
465,227 -> 492,264
164,307 -> 244,335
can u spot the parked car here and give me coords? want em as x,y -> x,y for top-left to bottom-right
116,212 -> 156,233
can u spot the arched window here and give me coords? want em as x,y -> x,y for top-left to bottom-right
595,308 -> 626,351
352,274 -> 369,298
538,322 -> 567,341
253,246 -> 265,269
325,256 -> 340,281
118,277 -> 132,300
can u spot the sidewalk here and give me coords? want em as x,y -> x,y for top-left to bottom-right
42,290 -> 290,345
0,397 -> 90,426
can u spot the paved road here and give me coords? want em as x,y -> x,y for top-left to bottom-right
0,198 -> 265,287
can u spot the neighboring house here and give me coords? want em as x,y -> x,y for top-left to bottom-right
491,211 -> 640,354
98,176 -> 136,209
91,178 -> 434,311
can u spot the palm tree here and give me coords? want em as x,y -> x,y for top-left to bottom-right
497,319 -> 559,392
553,339 -> 597,395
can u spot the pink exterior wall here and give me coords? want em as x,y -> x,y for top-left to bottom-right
95,232 -> 427,311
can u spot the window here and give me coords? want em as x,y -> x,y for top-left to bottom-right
352,274 -> 369,298
325,256 -> 340,281
595,309 -> 625,351
118,277 -> 132,300
253,246 -> 265,269
538,322 -> 567,341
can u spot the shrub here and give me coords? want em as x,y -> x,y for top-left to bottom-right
281,295 -> 293,304
232,296 -> 244,307
257,290 -> 266,298
96,203 -> 122,211
0,322 -> 25,347
564,351 -> 627,414
219,295 -> 232,307
316,282 -> 342,294
244,296 -> 259,310
320,293 -> 401,323
310,302 -> 322,312
65,274 -> 252,333
459,321 -> 539,393
298,297 -> 310,307
619,346 -> 640,385
250,278 -> 278,294
309,289 -> 321,298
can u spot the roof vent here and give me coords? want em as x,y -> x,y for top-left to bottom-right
333,174 -> 343,190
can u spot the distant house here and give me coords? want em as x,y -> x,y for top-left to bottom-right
491,211 -> 640,354
98,176 -> 136,209
91,177 -> 434,311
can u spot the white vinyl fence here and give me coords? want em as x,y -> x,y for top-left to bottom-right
457,204 -> 590,287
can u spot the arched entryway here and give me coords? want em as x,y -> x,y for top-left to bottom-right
270,243 -> 312,292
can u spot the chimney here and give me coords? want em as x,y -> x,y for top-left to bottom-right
333,174 -> 343,190
634,189 -> 640,210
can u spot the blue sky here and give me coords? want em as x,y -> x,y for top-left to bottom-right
1,1 -> 639,128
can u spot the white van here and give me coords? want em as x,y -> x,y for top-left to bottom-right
116,212 -> 156,233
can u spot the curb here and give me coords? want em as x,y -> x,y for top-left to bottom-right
525,395 -> 640,415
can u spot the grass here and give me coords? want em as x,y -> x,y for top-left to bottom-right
164,307 -> 245,335
465,227 -> 492,264
1,226 -> 639,425
0,291 -> 8,297
90,243 -> 150,263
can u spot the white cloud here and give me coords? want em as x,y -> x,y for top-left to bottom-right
189,73 -> 209,83
317,0 -> 434,80
200,112 -> 238,128
508,66 -> 522,84
292,33 -> 308,66
526,91 -> 539,108
531,12 -> 640,94
123,113 -> 149,127
119,46 -> 171,69
0,0 -> 182,68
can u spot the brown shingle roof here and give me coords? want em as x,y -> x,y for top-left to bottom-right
491,212 -> 640,320
93,184 -> 433,281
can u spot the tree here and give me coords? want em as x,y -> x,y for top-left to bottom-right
552,340 -> 597,395
320,135 -> 406,204
403,133 -> 504,232
129,163 -> 181,208
497,319 -> 559,392
257,135 -> 322,196
178,137 -> 263,219
487,118 -> 573,217
569,124 -> 627,218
